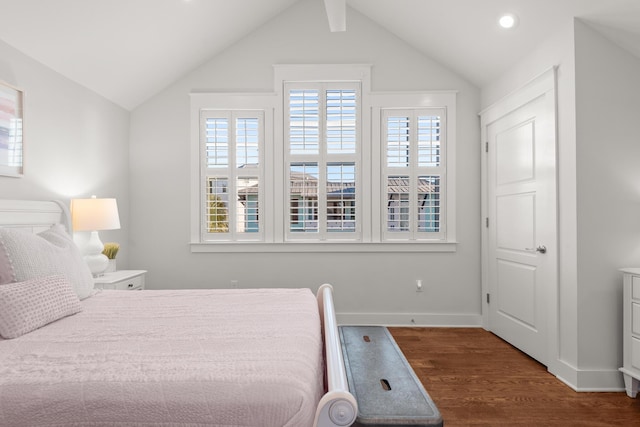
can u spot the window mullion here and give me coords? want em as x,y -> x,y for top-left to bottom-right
319,84 -> 328,240
410,111 -> 418,240
199,111 -> 209,240
229,114 -> 238,240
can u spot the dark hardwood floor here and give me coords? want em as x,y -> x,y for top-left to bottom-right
389,327 -> 640,427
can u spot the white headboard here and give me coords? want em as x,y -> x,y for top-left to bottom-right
0,200 -> 71,233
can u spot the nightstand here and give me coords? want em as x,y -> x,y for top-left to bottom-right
94,270 -> 147,291
620,268 -> 640,397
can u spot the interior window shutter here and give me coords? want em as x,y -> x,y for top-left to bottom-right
285,82 -> 361,241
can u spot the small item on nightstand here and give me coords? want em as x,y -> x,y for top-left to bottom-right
102,242 -> 120,273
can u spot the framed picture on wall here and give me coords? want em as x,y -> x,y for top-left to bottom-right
0,81 -> 23,177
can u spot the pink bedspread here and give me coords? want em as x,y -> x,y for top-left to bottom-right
0,288 -> 324,426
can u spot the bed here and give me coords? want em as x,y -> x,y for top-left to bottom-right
0,199 -> 357,427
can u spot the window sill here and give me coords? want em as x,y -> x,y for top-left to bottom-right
190,241 -> 458,253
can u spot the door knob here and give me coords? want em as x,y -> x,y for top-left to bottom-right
525,245 -> 547,254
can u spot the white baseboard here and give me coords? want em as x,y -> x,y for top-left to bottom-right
551,360 -> 625,392
337,312 -> 483,327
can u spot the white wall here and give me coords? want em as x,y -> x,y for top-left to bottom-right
574,20 -> 640,377
481,18 -> 640,390
0,39 -> 131,267
129,0 -> 481,325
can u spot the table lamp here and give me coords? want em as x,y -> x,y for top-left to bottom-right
71,196 -> 121,277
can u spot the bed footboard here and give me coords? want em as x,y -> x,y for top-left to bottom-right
314,284 -> 358,427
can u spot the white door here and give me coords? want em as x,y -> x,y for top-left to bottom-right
482,70 -> 557,365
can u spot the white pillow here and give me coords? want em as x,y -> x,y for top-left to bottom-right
0,224 -> 94,299
0,275 -> 82,339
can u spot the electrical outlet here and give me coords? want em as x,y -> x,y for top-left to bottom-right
231,280 -> 239,289
416,279 -> 423,292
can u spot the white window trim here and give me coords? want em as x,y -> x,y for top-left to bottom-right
199,109 -> 265,242
190,241 -> 457,253
189,67 -> 457,253
190,92 -> 276,244
283,81 -> 362,242
370,91 -> 457,245
273,64 -> 373,244
381,107 -> 447,241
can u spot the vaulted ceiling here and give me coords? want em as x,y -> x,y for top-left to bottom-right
0,0 -> 638,110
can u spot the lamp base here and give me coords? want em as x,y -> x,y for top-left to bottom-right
85,253 -> 109,277
83,230 -> 109,277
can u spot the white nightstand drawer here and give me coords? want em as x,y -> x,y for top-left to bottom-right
620,269 -> 640,397
632,276 -> 640,300
101,275 -> 144,291
94,270 -> 146,291
634,303 -> 640,336
633,337 -> 640,371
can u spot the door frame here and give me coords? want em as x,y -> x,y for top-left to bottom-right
480,67 -> 560,373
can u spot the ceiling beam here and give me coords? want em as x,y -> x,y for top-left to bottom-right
323,0 -> 346,32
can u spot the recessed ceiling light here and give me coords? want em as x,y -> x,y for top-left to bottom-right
498,13 -> 518,29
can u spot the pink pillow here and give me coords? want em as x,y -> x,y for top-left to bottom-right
0,275 -> 82,339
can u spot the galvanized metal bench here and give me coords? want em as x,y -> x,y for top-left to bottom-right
339,326 -> 443,427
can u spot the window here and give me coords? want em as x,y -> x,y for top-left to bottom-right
382,109 -> 446,241
200,110 -> 264,241
285,83 -> 360,241
191,65 -> 456,252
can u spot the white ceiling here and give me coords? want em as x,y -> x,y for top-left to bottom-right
0,0 -> 638,110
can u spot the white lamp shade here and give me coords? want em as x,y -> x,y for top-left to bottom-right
71,198 -> 121,231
